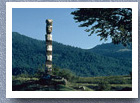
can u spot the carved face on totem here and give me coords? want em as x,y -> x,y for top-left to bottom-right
47,26 -> 52,34
46,19 -> 53,34
47,19 -> 53,25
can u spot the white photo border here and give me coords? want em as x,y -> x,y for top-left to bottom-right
6,2 -> 138,98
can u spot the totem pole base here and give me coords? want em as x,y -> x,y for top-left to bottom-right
39,73 -> 67,85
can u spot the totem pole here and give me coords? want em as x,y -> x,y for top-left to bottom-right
45,19 -> 53,74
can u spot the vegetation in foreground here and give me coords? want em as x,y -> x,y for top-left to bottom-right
12,67 -> 132,91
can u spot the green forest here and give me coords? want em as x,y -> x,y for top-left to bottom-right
12,32 -> 132,77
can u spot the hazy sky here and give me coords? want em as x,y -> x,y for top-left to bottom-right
12,8 -> 111,49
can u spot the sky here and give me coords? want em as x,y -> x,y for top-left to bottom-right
12,8 -> 111,49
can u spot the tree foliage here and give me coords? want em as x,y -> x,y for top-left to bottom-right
71,8 -> 132,46
52,67 -> 77,82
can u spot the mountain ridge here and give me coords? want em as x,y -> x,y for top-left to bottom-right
89,42 -> 132,60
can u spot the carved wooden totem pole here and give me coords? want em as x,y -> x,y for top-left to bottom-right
45,19 -> 53,74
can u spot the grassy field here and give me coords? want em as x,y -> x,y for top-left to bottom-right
12,75 -> 132,91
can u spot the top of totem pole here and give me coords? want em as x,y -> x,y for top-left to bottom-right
46,19 -> 53,26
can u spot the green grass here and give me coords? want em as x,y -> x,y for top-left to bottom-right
12,75 -> 132,91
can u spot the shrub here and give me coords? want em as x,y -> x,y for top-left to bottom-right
98,79 -> 111,91
52,67 -> 77,82
34,68 -> 45,78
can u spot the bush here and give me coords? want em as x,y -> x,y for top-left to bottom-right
17,72 -> 30,78
52,67 -> 60,76
98,79 -> 111,91
52,67 -> 77,82
34,68 -> 45,78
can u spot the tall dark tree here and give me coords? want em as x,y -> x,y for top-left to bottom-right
71,8 -> 132,46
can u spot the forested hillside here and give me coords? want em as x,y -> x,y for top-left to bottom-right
89,43 -> 132,60
12,32 -> 132,77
